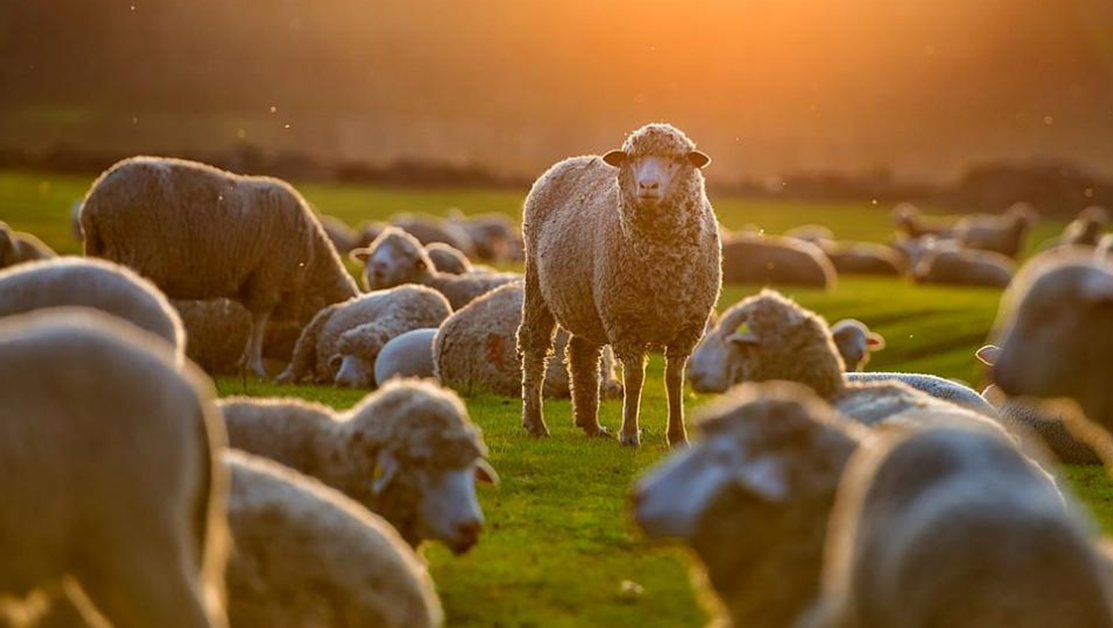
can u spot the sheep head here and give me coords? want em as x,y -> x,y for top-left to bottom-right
602,123 -> 709,215
351,227 -> 435,291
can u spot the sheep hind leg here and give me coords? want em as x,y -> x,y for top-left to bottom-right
517,265 -> 555,437
567,335 -> 608,437
241,309 -> 271,380
617,352 -> 646,447
664,347 -> 690,448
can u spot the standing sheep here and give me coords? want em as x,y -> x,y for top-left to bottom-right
0,310 -> 229,628
519,123 -> 721,447
219,379 -> 498,552
79,156 -> 359,378
276,284 -> 452,388
952,202 -> 1038,258
891,204 -> 956,239
224,451 -> 443,628
721,232 -> 837,288
351,227 -> 518,309
829,319 -> 885,372
0,221 -> 55,269
0,257 -> 184,359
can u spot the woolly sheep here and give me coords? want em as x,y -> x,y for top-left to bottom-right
519,123 -> 721,447
352,227 -> 518,309
170,298 -> 305,375
224,451 -> 443,628
829,319 -> 885,372
80,156 -> 359,378
891,203 -> 955,239
810,421 -> 1112,628
721,232 -> 836,288
912,243 -> 1014,287
277,285 -> 452,388
434,282 -> 623,399
375,328 -> 439,386
0,310 -> 229,628
952,202 -> 1038,258
425,241 -> 472,275
784,228 -> 904,276
0,257 -> 184,359
392,214 -> 476,257
219,379 -> 499,552
0,221 -> 55,269
981,383 -> 1101,465
447,210 -> 518,261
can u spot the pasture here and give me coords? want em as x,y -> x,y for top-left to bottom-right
2,169 -> 1110,627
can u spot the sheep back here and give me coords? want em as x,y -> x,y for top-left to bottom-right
722,233 -> 836,289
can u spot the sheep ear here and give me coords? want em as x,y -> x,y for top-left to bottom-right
351,248 -> 372,263
867,333 -> 886,350
728,329 -> 760,347
371,448 -> 400,495
733,456 -> 789,502
602,150 -> 627,168
687,150 -> 711,169
976,345 -> 1001,366
475,459 -> 500,486
1081,272 -> 1113,303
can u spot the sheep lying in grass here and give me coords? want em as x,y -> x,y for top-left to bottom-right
721,232 -> 836,288
952,202 -> 1038,258
0,310 -> 229,628
225,451 -> 443,628
392,214 -> 476,258
352,227 -> 518,309
425,242 -> 472,275
891,203 -> 955,239
0,257 -> 184,359
80,156 -> 359,378
0,221 -> 55,269
434,282 -> 622,399
818,241 -> 904,277
810,422 -> 1112,628
448,211 -> 518,261
829,320 -> 885,372
519,123 -> 721,447
375,328 -> 439,386
220,379 -> 498,553
912,241 -> 1015,287
277,285 -> 451,388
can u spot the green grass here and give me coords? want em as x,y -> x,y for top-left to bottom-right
0,169 -> 1106,627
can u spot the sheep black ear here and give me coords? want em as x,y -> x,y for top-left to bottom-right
602,150 -> 627,168
687,151 -> 711,169
351,248 -> 372,263
975,345 -> 1001,366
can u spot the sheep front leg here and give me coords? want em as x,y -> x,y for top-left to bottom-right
243,309 -> 271,379
664,346 -> 690,447
517,262 -> 556,437
567,335 -> 607,436
617,352 -> 646,447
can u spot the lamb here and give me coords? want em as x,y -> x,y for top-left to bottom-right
0,221 -> 56,269
809,421 -> 1113,628
219,379 -> 498,552
0,309 -> 229,628
434,282 -> 623,399
392,213 -> 476,258
891,203 -> 955,239
351,227 -> 519,309
0,257 -> 184,359
447,211 -> 519,261
276,284 -> 452,388
224,451 -> 443,628
912,242 -> 1015,287
425,241 -> 472,275
79,156 -> 359,378
952,202 -> 1038,258
518,123 -> 721,447
375,328 -> 439,386
721,231 -> 836,288
829,319 -> 885,372
170,298 -> 305,375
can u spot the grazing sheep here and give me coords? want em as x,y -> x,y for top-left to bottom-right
0,310 -> 229,628
79,156 -> 359,378
224,451 -> 443,628
434,282 -> 622,399
891,203 -> 955,239
912,243 -> 1014,287
351,227 -> 518,309
219,379 -> 498,552
952,202 -> 1038,258
425,242 -> 472,275
721,232 -> 836,288
0,257 -> 184,358
392,214 -> 476,257
448,211 -> 518,261
375,328 -> 439,386
0,221 -> 55,269
981,383 -> 1101,465
171,298 -> 305,375
811,421 -> 1112,628
318,214 -> 360,254
519,123 -> 721,446
277,285 -> 452,388
829,319 -> 885,372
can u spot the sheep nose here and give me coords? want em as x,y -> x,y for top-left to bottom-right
639,180 -> 660,191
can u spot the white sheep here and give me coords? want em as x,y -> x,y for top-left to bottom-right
1054,205 -> 1110,249
0,257 -> 184,359
79,156 -> 359,378
828,319 -> 885,372
721,231 -> 837,288
0,309 -> 229,628
891,203 -> 956,239
784,227 -> 904,276
952,202 -> 1038,258
424,241 -> 472,275
374,328 -> 439,386
224,450 -> 443,628
0,221 -> 55,269
391,213 -> 476,258
447,210 -> 519,261
912,241 -> 1014,287
276,285 -> 452,388
219,379 -> 498,552
434,282 -> 623,400
519,123 -> 721,447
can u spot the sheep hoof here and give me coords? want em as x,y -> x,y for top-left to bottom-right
581,424 -> 611,438
619,430 -> 641,447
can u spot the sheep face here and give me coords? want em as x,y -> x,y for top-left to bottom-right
351,228 -> 433,290
333,354 -> 375,388
831,320 -> 885,372
604,151 -> 710,210
688,326 -> 746,393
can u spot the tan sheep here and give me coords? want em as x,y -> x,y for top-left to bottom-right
0,221 -> 55,269
891,203 -> 956,239
912,241 -> 1014,287
447,211 -> 519,261
952,202 -> 1038,258
424,241 -> 472,275
829,319 -> 886,372
721,232 -> 837,288
392,213 -> 476,257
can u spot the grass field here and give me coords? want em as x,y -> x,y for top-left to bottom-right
2,169 -> 1110,627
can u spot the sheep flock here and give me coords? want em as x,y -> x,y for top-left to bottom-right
4,123 -> 1113,627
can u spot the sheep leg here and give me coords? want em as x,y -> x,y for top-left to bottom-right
243,309 -> 271,379
618,352 -> 646,447
518,262 -> 556,437
567,335 -> 608,436
664,347 -> 690,447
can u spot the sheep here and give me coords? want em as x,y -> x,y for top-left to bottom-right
318,214 -> 361,254
0,257 -> 184,359
224,451 -> 443,628
355,220 -> 388,248
819,241 -> 905,277
891,203 -> 955,239
277,285 -> 452,388
447,211 -> 519,261
952,202 -> 1038,258
721,231 -> 836,288
784,224 -> 835,243
518,123 -> 721,447
889,234 -> 951,269
810,421 -> 1113,628
351,227 -> 519,309
1056,205 -> 1110,248
981,382 -> 1101,465
375,328 -> 438,386
829,319 -> 885,372
170,298 -> 305,375
425,241 -> 472,275
218,379 -> 498,552
79,156 -> 359,378
434,282 -> 623,399
391,213 -> 476,257
0,221 -> 56,269
0,309 -> 229,628
912,242 -> 1014,287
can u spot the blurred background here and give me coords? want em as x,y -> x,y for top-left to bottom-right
2,0 -> 1113,211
